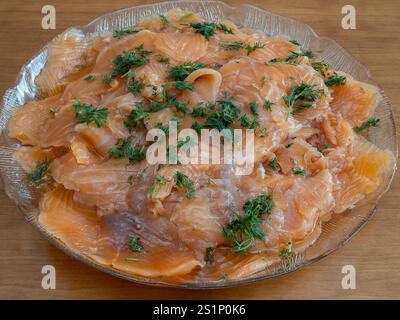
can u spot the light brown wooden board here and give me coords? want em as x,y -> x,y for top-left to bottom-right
0,0 -> 399,299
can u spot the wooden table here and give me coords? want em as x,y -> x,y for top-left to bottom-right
0,0 -> 399,300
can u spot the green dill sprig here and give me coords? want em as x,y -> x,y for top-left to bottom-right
158,14 -> 170,28
181,22 -> 233,40
220,41 -> 244,51
324,73 -> 347,86
83,74 -> 97,81
223,192 -> 274,253
312,62 -> 347,87
216,23 -> 234,34
177,12 -> 194,21
203,94 -> 240,131
355,117 -> 380,132
285,50 -> 314,62
172,81 -> 195,91
205,246 -> 215,264
289,39 -> 301,46
127,76 -> 144,95
73,98 -> 108,127
109,138 -> 146,163
174,171 -> 194,198
110,44 -> 152,78
279,241 -> 292,258
191,121 -> 203,133
245,42 -> 265,55
28,160 -> 50,186
249,101 -> 259,116
292,167 -> 307,176
240,114 -> 259,129
269,158 -> 280,170
128,237 -> 143,252
113,28 -> 139,39
283,82 -> 323,116
124,102 -> 149,128
168,62 -> 204,81
264,100 -> 273,111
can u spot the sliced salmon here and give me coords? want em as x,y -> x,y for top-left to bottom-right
330,75 -> 380,126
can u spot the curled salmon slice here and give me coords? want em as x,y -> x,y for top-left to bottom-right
154,32 -> 209,62
35,33 -> 110,95
8,94 -> 62,145
330,75 -> 380,126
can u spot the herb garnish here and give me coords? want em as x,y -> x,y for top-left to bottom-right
324,73 -> 347,86
264,100 -> 273,111
245,42 -> 265,55
289,39 -> 301,46
205,246 -> 215,264
182,22 -> 233,40
73,98 -> 108,127
110,44 -> 152,78
283,82 -> 323,117
224,192 -> 274,253
203,94 -> 240,131
172,81 -> 195,91
355,117 -> 380,132
312,62 -> 347,87
220,271 -> 228,281
269,158 -> 280,170
28,160 -> 50,186
113,28 -> 139,39
149,175 -> 169,197
220,41 -> 244,51
127,76 -> 144,95
240,114 -> 259,129
109,138 -> 146,163
249,101 -> 259,116
292,167 -> 307,176
174,171 -> 194,198
279,241 -> 292,258
83,74 -> 97,81
178,12 -> 194,21
128,237 -> 143,252
158,14 -> 170,28
124,102 -> 149,128
168,62 -> 204,81
285,50 -> 314,62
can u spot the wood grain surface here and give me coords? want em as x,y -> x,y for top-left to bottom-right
0,0 -> 399,300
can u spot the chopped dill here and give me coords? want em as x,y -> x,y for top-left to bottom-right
83,74 -> 97,81
28,160 -> 50,186
223,192 -> 274,253
292,167 -> 307,176
168,62 -> 204,81
108,138 -> 146,163
245,42 -> 265,55
174,171 -> 194,198
128,237 -> 143,252
355,117 -> 380,132
279,241 -> 292,258
113,28 -> 139,39
172,81 -> 195,91
127,76 -> 144,95
220,41 -> 244,50
205,246 -> 215,264
249,101 -> 259,116
73,98 -> 108,127
124,102 -> 149,128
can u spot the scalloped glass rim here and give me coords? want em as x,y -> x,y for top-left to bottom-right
0,0 -> 397,289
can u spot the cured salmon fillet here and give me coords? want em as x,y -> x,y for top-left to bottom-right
7,9 -> 394,282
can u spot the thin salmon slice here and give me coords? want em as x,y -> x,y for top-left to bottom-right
330,75 -> 380,126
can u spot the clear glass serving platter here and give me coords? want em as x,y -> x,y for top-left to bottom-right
0,0 -> 397,288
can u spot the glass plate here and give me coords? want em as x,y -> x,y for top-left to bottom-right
0,0 -> 397,288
